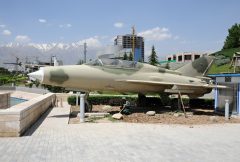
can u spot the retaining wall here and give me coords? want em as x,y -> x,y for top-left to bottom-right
0,93 -> 56,137
0,86 -> 49,94
0,92 -> 10,109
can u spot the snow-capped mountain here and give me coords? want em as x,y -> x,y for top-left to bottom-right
0,42 -> 102,68
2,42 -> 83,52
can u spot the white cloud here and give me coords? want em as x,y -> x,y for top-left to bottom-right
15,35 -> 31,43
180,40 -> 187,44
138,27 -> 172,41
114,22 -> 124,28
38,19 -> 47,23
173,36 -> 180,40
2,29 -> 11,36
66,24 -> 72,27
0,24 -> 6,28
59,23 -> 72,28
77,36 -> 102,47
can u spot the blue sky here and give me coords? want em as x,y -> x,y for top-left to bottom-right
0,0 -> 239,59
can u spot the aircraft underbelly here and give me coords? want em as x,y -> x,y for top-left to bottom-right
112,82 -> 166,93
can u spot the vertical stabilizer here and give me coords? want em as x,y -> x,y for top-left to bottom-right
176,56 -> 214,77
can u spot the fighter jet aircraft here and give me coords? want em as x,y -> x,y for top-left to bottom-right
28,56 -> 224,99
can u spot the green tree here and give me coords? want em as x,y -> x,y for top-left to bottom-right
34,80 -> 40,87
42,84 -> 68,93
148,46 -> 158,65
129,51 -> 133,61
123,52 -> 128,60
223,23 -> 240,49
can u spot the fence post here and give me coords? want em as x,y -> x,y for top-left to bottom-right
225,99 -> 229,120
80,93 -> 86,123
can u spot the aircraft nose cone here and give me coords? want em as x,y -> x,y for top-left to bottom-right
28,69 -> 44,82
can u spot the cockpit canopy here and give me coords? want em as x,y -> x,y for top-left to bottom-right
86,58 -> 141,69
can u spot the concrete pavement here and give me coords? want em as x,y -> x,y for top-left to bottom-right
0,102 -> 240,162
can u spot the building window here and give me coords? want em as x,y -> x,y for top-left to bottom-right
178,56 -> 182,62
225,77 -> 231,82
184,55 -> 192,61
173,56 -> 176,60
194,55 -> 200,60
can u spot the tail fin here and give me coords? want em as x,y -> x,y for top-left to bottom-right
176,56 -> 214,77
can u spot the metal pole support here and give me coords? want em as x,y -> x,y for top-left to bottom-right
225,99 -> 229,120
60,98 -> 63,107
80,93 -> 86,123
76,92 -> 79,106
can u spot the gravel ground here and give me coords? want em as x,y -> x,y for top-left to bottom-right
69,105 -> 240,125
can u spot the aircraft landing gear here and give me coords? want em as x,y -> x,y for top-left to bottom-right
77,92 -> 92,112
159,93 -> 171,106
136,93 -> 147,107
84,92 -> 92,112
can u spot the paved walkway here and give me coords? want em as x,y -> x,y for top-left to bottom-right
0,103 -> 240,162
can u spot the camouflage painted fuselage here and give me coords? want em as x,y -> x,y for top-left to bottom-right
39,60 -> 212,97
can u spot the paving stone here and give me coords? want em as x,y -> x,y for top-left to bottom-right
0,102 -> 240,161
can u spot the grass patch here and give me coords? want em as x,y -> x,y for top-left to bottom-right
86,115 -> 117,123
86,116 -> 104,123
106,115 -> 117,122
208,63 -> 234,74
207,47 -> 240,74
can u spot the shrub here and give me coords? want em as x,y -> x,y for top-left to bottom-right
215,58 -> 230,66
67,95 -> 214,109
29,82 -> 33,88
67,95 -> 137,106
189,99 -> 214,108
68,95 -> 76,105
215,54 -> 231,66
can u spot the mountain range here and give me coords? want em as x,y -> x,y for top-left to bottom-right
0,42 -> 113,70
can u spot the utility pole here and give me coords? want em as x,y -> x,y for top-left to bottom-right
35,56 -> 39,63
132,26 -> 135,61
15,57 -> 19,72
50,56 -> 53,66
25,56 -> 29,72
25,56 -> 29,64
84,42 -> 87,63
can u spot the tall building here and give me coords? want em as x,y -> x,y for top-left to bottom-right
114,34 -> 144,62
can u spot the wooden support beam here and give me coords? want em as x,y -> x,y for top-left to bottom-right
178,91 -> 187,118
